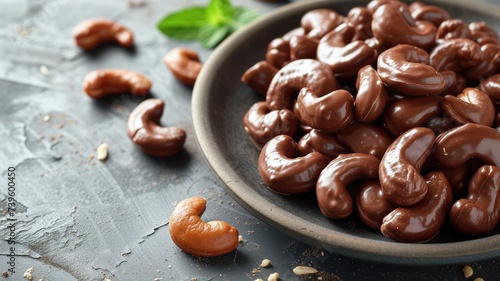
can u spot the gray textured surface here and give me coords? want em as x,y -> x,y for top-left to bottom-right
0,0 -> 500,280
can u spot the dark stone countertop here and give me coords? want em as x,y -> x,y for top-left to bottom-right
1,0 -> 500,280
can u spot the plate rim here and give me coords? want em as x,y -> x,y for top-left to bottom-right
192,0 -> 500,265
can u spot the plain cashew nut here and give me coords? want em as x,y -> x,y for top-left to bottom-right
169,197 -> 239,257
82,69 -> 152,99
73,18 -> 134,50
127,98 -> 186,157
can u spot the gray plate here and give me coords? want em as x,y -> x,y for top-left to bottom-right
192,0 -> 500,265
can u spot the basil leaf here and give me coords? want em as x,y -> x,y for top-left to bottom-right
207,0 -> 233,26
157,7 -> 208,40
198,24 -> 231,48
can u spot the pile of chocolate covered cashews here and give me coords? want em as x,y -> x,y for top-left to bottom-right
242,0 -> 500,243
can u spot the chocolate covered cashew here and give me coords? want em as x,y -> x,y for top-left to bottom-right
377,44 -> 446,96
297,129 -> 351,161
163,48 -> 203,87
450,165 -> 500,236
380,127 -> 435,206
435,19 -> 472,43
346,7 -> 373,40
127,98 -> 186,157
479,73 -> 500,106
300,9 -> 344,40
429,38 -> 483,72
289,35 -> 318,61
82,69 -> 151,99
266,59 -> 339,110
441,88 -> 495,126
73,18 -> 134,50
266,38 -> 291,69
337,122 -> 394,160
317,153 -> 380,219
384,95 -> 442,137
462,43 -> 500,81
243,101 -> 298,147
241,61 -> 278,97
169,197 -> 239,257
435,123 -> 500,168
317,23 -> 378,80
356,180 -> 397,230
381,171 -> 453,243
470,21 -> 500,46
372,3 -> 437,50
294,87 -> 354,133
354,65 -> 388,123
258,135 -> 328,195
409,2 -> 450,27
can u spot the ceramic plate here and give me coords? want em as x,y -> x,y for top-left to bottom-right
192,0 -> 500,265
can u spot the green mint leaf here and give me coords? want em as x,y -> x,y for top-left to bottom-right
199,24 -> 231,48
230,7 -> 261,32
207,0 -> 233,26
157,7 -> 208,40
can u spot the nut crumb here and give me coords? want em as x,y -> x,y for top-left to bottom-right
40,65 -> 50,76
254,279 -> 264,281
238,235 -> 244,242
293,266 -> 318,275
23,267 -> 34,280
43,114 -> 51,122
97,143 -> 109,161
2,271 -> 8,277
462,265 -> 473,278
267,272 -> 279,281
260,258 -> 271,268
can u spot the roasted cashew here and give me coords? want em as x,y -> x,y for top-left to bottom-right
293,87 -> 354,133
441,88 -> 495,126
381,171 -> 453,243
379,127 -> 435,206
377,44 -> 445,96
258,135 -> 328,195
163,47 -> 203,87
266,59 -> 338,110
126,98 -> 186,157
169,197 -> 239,257
243,101 -> 298,147
73,18 -> 134,50
449,165 -> 500,237
434,123 -> 500,168
316,153 -> 380,219
82,69 -> 151,99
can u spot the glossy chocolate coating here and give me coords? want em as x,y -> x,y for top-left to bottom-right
243,101 -> 298,148
435,123 -> 500,168
297,129 -> 351,161
317,23 -> 377,80
470,21 -> 500,45
379,127 -> 435,206
294,87 -> 354,133
384,95 -> 442,137
479,73 -> 500,107
377,44 -> 445,96
424,115 -> 457,135
300,8 -> 344,40
409,2 -> 450,27
354,65 -> 388,123
372,4 -> 436,51
423,155 -> 469,200
316,153 -> 380,219
241,61 -> 278,97
258,135 -> 328,195
356,179 -> 397,230
266,38 -> 290,69
381,171 -> 453,243
462,43 -> 500,81
429,38 -> 483,72
435,19 -> 473,42
337,122 -> 394,160
127,98 -> 186,157
438,70 -> 467,96
450,165 -> 500,237
266,59 -> 339,110
441,88 -> 495,126
346,7 -> 373,40
289,35 -> 318,61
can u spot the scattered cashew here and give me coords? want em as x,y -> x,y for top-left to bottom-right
381,171 -> 453,243
293,87 -> 354,133
434,123 -> 500,168
316,153 -> 380,219
266,59 -> 339,110
379,127 -> 435,206
449,165 -> 500,236
258,135 -> 328,195
243,101 -> 298,148
73,18 -> 134,50
163,47 -> 203,87
82,69 -> 151,99
441,87 -> 495,126
126,98 -> 186,157
169,196 -> 239,257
